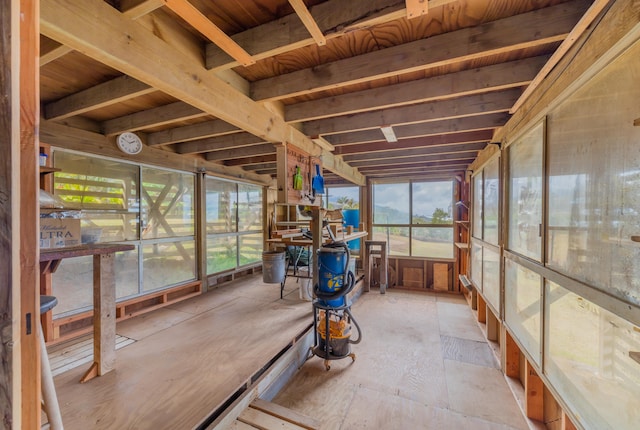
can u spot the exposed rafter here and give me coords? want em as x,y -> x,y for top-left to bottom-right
41,0 -> 364,185
163,0 -> 255,66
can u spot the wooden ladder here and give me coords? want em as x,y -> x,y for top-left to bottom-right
231,398 -> 320,430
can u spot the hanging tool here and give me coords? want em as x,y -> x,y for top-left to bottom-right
293,165 -> 303,190
312,164 -> 324,194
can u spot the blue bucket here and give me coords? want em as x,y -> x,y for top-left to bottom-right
317,247 -> 348,307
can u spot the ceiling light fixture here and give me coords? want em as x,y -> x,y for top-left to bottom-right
380,126 -> 397,143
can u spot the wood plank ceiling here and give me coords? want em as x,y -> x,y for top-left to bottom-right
39,0 -> 594,186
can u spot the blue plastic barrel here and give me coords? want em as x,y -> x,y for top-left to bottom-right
317,247 -> 348,307
342,209 -> 360,252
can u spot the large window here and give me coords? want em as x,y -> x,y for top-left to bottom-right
50,152 -> 196,316
205,177 -> 263,274
372,180 -> 453,259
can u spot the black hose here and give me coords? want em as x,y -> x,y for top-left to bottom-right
345,308 -> 362,345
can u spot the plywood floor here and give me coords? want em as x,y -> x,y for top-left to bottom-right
51,275 -> 313,430
272,290 -> 529,430
51,276 -> 529,429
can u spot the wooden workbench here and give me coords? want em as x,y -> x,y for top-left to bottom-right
40,243 -> 135,383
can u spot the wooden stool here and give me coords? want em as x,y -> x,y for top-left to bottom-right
40,296 -> 63,430
364,240 -> 388,294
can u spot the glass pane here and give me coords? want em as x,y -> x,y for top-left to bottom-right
412,181 -> 453,225
53,152 -> 139,241
239,233 -> 263,266
373,183 -> 409,224
142,167 -> 195,239
411,227 -> 453,258
546,41 -> 640,305
142,240 -> 196,291
508,123 -> 543,260
545,282 -> 640,430
238,184 -> 262,232
482,246 -> 500,313
51,248 -> 139,317
483,157 -> 499,245
504,259 -> 541,365
472,173 -> 483,239
326,186 -> 360,209
373,226 -> 409,256
206,177 -> 237,234
206,235 -> 238,274
471,242 -> 482,290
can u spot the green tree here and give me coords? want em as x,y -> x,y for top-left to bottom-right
431,207 -> 451,224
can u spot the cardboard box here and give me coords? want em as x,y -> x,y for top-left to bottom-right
40,218 -> 81,249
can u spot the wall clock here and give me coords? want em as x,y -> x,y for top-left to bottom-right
117,132 -> 143,155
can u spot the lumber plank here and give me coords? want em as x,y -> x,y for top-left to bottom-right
303,89 -> 520,136
230,420 -> 258,429
286,56 -> 547,122
239,407 -> 308,430
102,101 -> 208,136
20,0 -> 41,426
44,75 -> 154,120
164,0 -> 255,66
251,0 -> 589,101
40,0 -> 364,185
250,399 -> 320,430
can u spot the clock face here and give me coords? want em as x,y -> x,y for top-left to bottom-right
117,132 -> 143,155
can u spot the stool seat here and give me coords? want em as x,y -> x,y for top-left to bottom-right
40,295 -> 58,314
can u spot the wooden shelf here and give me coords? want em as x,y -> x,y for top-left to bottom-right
39,166 -> 61,175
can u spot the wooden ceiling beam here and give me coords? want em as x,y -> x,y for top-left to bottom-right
205,0 -> 424,70
102,101 -> 208,136
40,0 -> 364,185
288,0 -> 326,46
163,0 -> 255,66
204,143 -> 275,161
304,89 -> 520,136
334,130 -> 493,155
120,0 -> 164,20
224,155 -> 277,167
358,161 -> 471,173
286,56 -> 547,123
40,36 -> 73,66
44,75 -> 154,120
176,133 -> 264,155
343,143 -> 485,162
350,152 -> 477,168
241,162 -> 277,171
148,118 -> 239,146
252,0 -> 589,101
325,113 -> 509,146
40,120 -> 272,185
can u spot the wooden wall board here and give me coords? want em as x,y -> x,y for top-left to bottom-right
433,263 -> 449,291
20,0 -> 41,426
277,144 -> 322,206
402,267 -> 424,288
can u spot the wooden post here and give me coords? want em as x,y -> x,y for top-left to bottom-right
477,294 -> 487,323
486,307 -> 499,342
93,253 -> 117,376
525,360 -> 544,422
20,0 -> 41,426
504,330 -> 520,378
0,1 -> 18,426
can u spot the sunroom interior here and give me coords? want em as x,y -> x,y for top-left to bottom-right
2,0 -> 639,429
